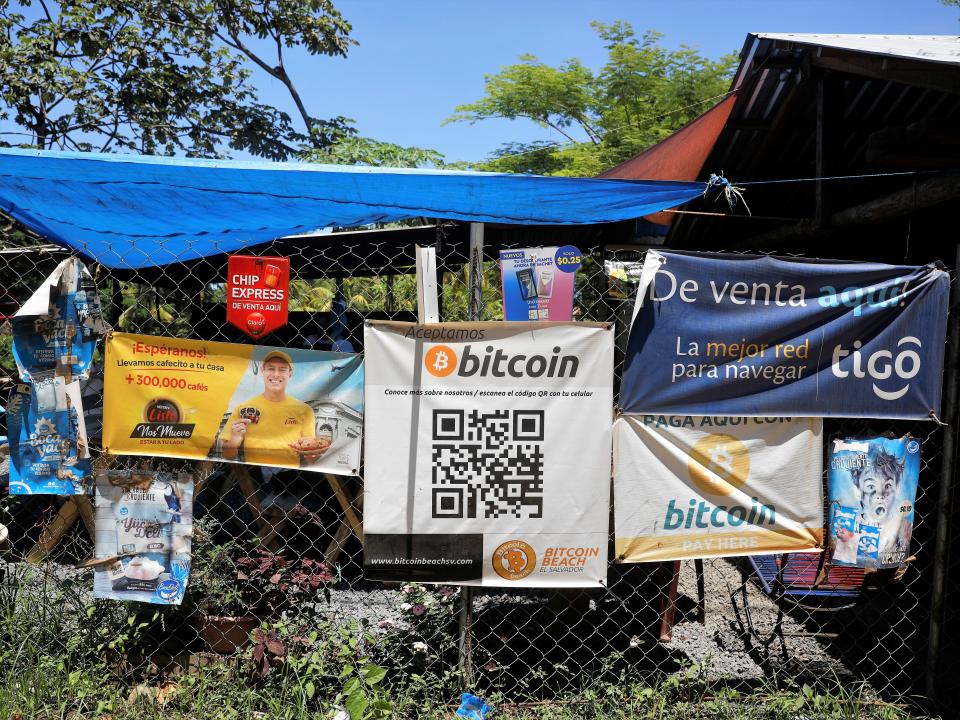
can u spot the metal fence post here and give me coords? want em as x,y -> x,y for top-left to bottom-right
457,222 -> 484,686
468,222 -> 484,321
925,244 -> 960,706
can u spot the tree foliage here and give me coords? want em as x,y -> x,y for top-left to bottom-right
448,21 -> 738,176
0,0 -> 439,165
302,136 -> 445,169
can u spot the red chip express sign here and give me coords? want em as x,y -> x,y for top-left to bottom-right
226,256 -> 289,339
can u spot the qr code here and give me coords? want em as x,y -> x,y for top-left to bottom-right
431,409 -> 544,519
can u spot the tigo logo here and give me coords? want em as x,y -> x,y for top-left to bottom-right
831,336 -> 921,401
687,433 -> 750,496
492,540 -> 536,581
424,345 -> 457,377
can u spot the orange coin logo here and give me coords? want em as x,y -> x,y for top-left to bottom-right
424,345 -> 457,377
687,433 -> 750,496
492,540 -> 536,581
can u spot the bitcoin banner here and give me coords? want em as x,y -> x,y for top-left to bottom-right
103,333 -> 364,475
614,414 -> 823,562
363,321 -> 613,587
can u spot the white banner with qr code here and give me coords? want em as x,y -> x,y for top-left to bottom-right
363,321 -> 614,587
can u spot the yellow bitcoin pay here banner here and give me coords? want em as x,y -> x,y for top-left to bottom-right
613,414 -> 823,562
104,333 -> 364,475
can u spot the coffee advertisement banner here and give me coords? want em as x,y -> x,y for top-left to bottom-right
620,251 -> 949,419
614,415 -> 823,562
103,333 -> 363,475
363,321 -> 613,587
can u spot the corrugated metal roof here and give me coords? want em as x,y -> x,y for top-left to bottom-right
753,33 -> 960,66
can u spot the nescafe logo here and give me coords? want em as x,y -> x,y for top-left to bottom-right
145,398 -> 180,423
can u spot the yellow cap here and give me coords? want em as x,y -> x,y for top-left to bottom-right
261,350 -> 293,367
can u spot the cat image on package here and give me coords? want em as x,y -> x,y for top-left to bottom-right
827,436 -> 919,569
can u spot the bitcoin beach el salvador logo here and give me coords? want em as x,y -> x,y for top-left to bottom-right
424,344 -> 457,377
492,540 -> 537,581
687,433 -> 750,496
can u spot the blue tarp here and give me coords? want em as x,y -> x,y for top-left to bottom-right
0,149 -> 703,269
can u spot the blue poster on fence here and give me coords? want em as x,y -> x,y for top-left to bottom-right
12,257 -> 105,382
621,251 -> 949,419
94,469 -> 193,605
828,435 -> 919,568
7,377 -> 93,494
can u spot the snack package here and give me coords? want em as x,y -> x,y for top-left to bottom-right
12,257 -> 105,382
827,435 -> 919,569
93,469 -> 193,604
7,376 -> 92,495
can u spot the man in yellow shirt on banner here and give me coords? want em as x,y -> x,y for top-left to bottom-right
221,351 -> 329,467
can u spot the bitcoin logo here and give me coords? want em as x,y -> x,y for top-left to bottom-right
492,540 -> 536,581
687,433 -> 750,496
424,345 -> 457,377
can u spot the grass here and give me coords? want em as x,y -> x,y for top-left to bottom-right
0,662 -> 941,720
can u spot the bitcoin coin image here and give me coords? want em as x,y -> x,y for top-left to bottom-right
492,540 -> 537,581
687,433 -> 750,496
424,345 -> 457,377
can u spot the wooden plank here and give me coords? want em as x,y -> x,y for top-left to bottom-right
74,495 -> 97,540
695,558 -> 706,625
658,560 -> 682,643
255,506 -> 288,551
231,464 -> 265,530
325,474 -> 363,543
323,517 -> 354,566
26,499 -> 80,563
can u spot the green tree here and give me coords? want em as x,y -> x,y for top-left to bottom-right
0,0 -> 439,165
447,21 -> 737,176
302,136 -> 444,168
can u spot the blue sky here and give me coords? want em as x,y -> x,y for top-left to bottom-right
253,0 -> 960,164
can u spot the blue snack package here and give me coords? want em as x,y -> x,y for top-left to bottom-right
12,257 -> 105,382
8,377 -> 92,495
827,435 -> 919,569
456,692 -> 493,720
93,469 -> 194,605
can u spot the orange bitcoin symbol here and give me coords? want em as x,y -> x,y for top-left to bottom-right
492,540 -> 536,581
503,549 -> 527,573
424,345 -> 457,377
687,433 -> 750,496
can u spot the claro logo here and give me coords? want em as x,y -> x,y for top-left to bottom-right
424,344 -> 579,379
831,336 -> 921,401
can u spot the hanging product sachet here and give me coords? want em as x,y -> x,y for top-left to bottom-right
12,256 -> 106,382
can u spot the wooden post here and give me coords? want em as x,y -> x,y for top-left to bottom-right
815,76 -> 825,228
658,561 -> 682,643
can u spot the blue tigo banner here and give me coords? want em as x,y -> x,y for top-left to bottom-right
621,251 -> 950,419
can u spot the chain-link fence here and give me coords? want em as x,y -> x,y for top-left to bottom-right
0,228 -> 955,713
